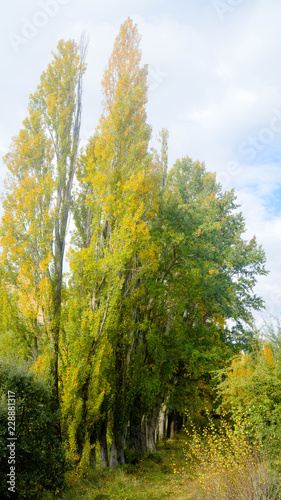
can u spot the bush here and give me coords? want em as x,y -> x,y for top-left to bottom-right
185,414 -> 281,500
216,330 -> 281,458
0,359 -> 67,499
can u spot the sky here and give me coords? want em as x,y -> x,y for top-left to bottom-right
0,0 -> 280,328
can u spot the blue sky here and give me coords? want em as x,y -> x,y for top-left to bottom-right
264,187 -> 281,217
0,0 -> 280,326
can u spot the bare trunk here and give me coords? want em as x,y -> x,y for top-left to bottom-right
157,404 -> 167,441
90,446 -> 96,468
99,417 -> 109,467
110,427 -> 126,467
146,411 -> 158,453
128,422 -> 145,455
146,402 -> 163,452
127,395 -> 146,459
127,417 -> 147,460
89,427 -> 97,468
141,415 -> 147,451
167,411 -> 175,439
146,423 -> 156,453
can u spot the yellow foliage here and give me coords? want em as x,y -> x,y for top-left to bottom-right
262,342 -> 274,368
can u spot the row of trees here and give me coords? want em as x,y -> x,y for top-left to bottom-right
0,17 -> 267,494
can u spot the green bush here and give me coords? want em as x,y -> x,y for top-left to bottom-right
0,359 -> 67,499
216,322 -> 281,456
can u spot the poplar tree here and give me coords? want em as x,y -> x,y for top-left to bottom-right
96,17 -> 160,467
143,156 -> 268,431
64,18 -> 161,466
1,38 -> 86,425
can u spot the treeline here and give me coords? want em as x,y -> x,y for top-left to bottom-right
0,18 -> 267,498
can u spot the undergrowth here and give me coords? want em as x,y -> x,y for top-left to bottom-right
184,414 -> 281,500
59,435 -> 191,500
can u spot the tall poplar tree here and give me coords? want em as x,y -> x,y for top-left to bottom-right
64,18 -> 161,466
95,17 -> 160,467
1,38 -> 87,423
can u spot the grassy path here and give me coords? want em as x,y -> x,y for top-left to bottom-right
62,435 -> 197,500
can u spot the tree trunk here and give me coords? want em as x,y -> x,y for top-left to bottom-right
110,427 -> 126,467
53,299 -> 61,435
90,445 -> 96,468
167,410 -> 175,439
128,422 -> 145,456
127,416 -> 148,461
157,404 -> 167,440
127,396 -> 146,459
99,417 -> 109,467
146,411 -> 158,453
89,427 -> 97,468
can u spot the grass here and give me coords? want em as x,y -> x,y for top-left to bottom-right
59,434 -> 195,500
46,420 -> 281,500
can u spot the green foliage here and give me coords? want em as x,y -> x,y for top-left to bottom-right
217,321 -> 281,455
145,157 -> 267,422
0,359 -> 67,499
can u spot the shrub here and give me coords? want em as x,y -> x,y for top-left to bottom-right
185,414 -> 281,500
0,359 -> 67,499
216,322 -> 281,454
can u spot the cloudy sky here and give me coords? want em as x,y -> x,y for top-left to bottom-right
0,0 -> 280,327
